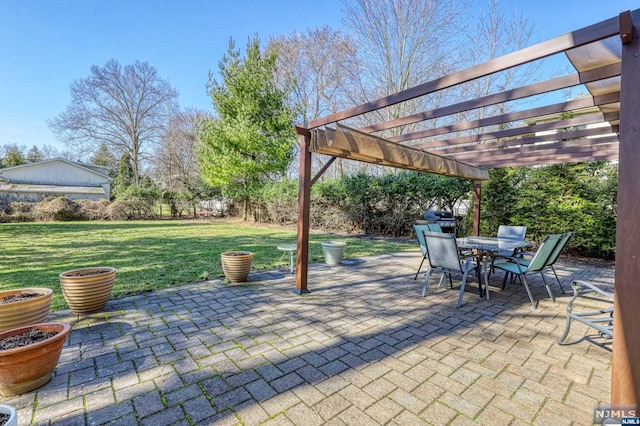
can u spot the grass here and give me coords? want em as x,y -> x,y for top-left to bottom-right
0,219 -> 415,311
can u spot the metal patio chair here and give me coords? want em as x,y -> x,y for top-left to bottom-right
492,233 -> 563,309
412,223 -> 442,280
516,231 -> 574,294
557,279 -> 613,345
422,231 -> 481,308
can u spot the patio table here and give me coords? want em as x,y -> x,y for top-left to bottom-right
456,236 -> 533,300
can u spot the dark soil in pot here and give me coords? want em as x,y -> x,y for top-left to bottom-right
0,328 -> 57,350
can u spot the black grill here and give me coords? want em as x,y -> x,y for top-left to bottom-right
423,210 -> 458,233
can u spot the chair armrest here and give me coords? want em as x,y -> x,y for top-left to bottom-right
570,280 -> 614,300
557,279 -> 614,344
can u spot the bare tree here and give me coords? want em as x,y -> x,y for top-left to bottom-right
48,59 -> 179,184
154,109 -> 204,192
459,0 -> 540,128
269,27 -> 361,179
40,144 -> 61,160
341,0 -> 466,135
269,27 -> 359,124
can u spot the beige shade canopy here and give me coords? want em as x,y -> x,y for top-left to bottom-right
310,124 -> 489,180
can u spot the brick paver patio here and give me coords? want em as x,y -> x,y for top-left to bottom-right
4,251 -> 614,425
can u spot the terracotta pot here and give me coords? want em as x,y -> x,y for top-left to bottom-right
59,267 -> 116,314
221,251 -> 253,283
0,288 -> 52,332
0,322 -> 71,397
0,404 -> 17,426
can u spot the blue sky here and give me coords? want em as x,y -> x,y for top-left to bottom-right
0,0 -> 638,152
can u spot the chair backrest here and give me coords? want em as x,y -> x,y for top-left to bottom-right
423,231 -> 462,273
497,225 -> 527,241
545,231 -> 573,266
427,222 -> 442,233
527,233 -> 564,272
413,224 -> 431,257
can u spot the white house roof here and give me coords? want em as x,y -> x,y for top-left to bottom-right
0,158 -> 112,181
0,183 -> 106,195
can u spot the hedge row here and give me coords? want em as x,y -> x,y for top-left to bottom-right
0,197 -> 157,222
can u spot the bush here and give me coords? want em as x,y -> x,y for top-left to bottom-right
76,199 -> 111,220
33,197 -> 80,221
108,200 -> 156,220
2,202 -> 35,223
8,202 -> 34,215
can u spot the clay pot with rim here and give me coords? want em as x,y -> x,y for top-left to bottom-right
59,267 -> 116,314
221,251 -> 253,283
321,241 -> 347,265
0,288 -> 52,332
0,322 -> 71,397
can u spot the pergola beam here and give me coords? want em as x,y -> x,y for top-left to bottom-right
413,112 -> 618,150
463,142 -> 619,168
308,16 -> 618,129
612,8 -> 640,407
388,92 -> 620,143
472,151 -> 619,168
360,63 -> 620,134
437,128 -> 618,157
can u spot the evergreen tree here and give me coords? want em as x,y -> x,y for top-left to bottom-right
91,143 -> 117,168
112,153 -> 135,199
25,145 -> 44,163
198,36 -> 296,220
2,148 -> 26,168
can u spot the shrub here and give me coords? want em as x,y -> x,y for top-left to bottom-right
76,199 -> 111,220
33,197 -> 80,221
2,202 -> 35,223
108,200 -> 156,220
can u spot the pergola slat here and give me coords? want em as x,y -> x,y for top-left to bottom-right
474,150 -> 619,168
307,16 -> 618,129
388,92 -> 620,142
434,128 -> 618,156
457,139 -> 619,166
360,63 -> 620,134
412,112 -> 618,150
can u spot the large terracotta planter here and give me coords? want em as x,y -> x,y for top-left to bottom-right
0,288 -> 52,332
59,267 -> 116,314
0,322 -> 71,397
221,251 -> 253,283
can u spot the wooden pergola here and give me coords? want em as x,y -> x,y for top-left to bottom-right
294,10 -> 639,406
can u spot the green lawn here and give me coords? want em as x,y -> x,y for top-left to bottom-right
0,220 -> 415,310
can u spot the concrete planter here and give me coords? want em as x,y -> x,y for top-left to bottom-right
221,251 -> 253,283
321,241 -> 347,265
0,288 -> 52,332
0,404 -> 17,426
59,267 -> 116,314
0,323 -> 71,397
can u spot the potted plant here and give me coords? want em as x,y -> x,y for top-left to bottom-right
221,251 -> 253,283
0,322 -> 71,397
0,288 -> 52,332
59,267 -> 116,314
321,241 -> 347,265
0,404 -> 17,426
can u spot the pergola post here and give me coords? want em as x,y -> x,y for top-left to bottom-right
612,9 -> 640,408
294,130 -> 312,294
473,180 -> 481,236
